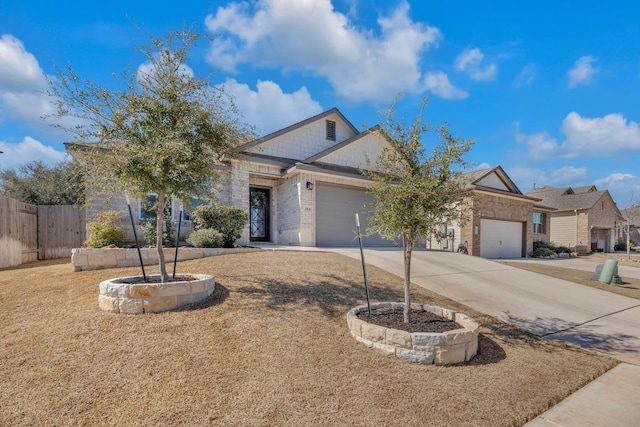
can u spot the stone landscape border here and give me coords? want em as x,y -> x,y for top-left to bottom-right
71,247 -> 259,271
99,274 -> 215,314
347,302 -> 480,365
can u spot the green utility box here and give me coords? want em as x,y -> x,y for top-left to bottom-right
590,259 -> 624,285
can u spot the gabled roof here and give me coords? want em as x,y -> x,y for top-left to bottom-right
303,126 -> 378,163
238,107 -> 358,152
525,185 -> 618,212
464,166 -> 521,193
463,166 -> 541,202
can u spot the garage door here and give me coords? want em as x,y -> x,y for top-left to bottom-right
480,219 -> 523,259
316,184 -> 394,247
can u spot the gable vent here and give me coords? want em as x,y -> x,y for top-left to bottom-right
326,120 -> 336,141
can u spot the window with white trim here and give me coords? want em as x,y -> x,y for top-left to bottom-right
533,212 -> 545,234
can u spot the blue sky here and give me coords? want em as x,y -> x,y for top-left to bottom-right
1,0 -> 639,205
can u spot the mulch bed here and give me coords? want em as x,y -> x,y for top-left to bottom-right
114,274 -> 198,284
357,307 -> 460,333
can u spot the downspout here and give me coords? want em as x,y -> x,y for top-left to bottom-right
574,209 -> 578,252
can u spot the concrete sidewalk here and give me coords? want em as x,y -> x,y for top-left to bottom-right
320,247 -> 640,426
524,363 -> 640,427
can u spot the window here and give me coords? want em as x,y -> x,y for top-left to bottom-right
533,212 -> 545,234
140,193 -> 157,221
139,193 -> 170,221
182,198 -> 204,221
326,120 -> 336,141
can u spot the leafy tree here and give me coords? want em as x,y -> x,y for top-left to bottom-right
50,28 -> 253,282
0,160 -> 84,205
364,96 -> 473,322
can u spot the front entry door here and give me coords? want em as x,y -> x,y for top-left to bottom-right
250,188 -> 270,241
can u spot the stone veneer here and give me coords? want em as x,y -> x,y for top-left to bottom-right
347,302 -> 480,365
71,247 -> 259,272
99,274 -> 214,314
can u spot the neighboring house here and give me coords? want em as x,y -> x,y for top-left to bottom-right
428,166 -> 540,259
620,206 -> 640,245
526,185 -> 623,253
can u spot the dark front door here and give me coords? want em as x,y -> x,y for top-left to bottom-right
250,188 -> 270,241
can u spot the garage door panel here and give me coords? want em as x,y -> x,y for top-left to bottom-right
480,219 -> 523,259
316,184 -> 393,247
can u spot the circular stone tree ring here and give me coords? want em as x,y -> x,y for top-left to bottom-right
98,274 -> 215,314
347,302 -> 480,365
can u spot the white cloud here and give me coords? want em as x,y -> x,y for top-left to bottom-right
547,165 -> 588,185
594,173 -> 640,206
567,55 -> 597,88
509,164 -> 587,192
137,58 -> 195,85
515,112 -> 640,160
0,34 -> 47,91
454,48 -> 497,82
222,79 -> 323,134
560,112 -> 640,157
0,34 -> 69,135
422,72 -> 468,99
514,121 -> 558,161
514,63 -> 537,88
0,137 -> 69,170
205,0 -> 458,102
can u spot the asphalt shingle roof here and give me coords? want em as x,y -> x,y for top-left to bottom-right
526,185 -> 606,211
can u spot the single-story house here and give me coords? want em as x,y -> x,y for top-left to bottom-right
428,166 -> 540,258
526,185 -> 624,253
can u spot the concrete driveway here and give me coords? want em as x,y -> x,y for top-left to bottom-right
329,248 -> 640,365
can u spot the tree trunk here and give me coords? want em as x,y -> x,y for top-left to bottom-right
403,234 -> 413,323
156,191 -> 169,283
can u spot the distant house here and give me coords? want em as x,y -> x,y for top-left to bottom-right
428,166 -> 540,259
526,185 -> 623,253
620,206 -> 640,245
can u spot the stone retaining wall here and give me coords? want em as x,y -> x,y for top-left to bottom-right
99,274 -> 215,314
347,302 -> 480,365
71,247 -> 260,271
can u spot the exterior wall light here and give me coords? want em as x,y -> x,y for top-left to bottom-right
306,181 -> 314,190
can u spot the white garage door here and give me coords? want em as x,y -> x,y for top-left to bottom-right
316,184 -> 394,247
480,219 -> 523,259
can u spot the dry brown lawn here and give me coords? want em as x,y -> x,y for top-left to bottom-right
1,251 -> 616,426
502,262 -> 640,301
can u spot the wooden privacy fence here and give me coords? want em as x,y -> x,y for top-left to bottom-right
0,196 -> 85,269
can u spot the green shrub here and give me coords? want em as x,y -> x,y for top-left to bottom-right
187,228 -> 224,248
614,241 -> 627,251
191,204 -> 248,247
142,217 -> 173,246
85,210 -> 125,248
534,240 -> 573,255
553,246 -> 572,254
532,247 -> 555,258
533,240 -> 552,251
